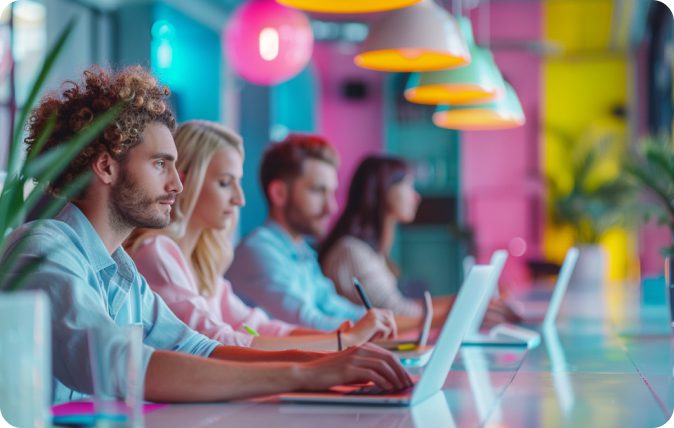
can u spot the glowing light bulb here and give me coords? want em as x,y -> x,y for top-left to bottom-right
259,27 -> 279,61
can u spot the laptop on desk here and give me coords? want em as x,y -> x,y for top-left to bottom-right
462,250 -> 532,348
517,247 -> 579,326
278,265 -> 494,406
486,248 -> 579,347
462,248 -> 579,348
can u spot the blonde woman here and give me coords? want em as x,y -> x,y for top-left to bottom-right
127,120 -> 397,351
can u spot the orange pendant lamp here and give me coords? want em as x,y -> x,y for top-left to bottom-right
276,0 -> 422,14
405,17 -> 505,105
432,82 -> 525,130
354,0 -> 470,72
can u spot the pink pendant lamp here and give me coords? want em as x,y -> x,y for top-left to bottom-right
224,0 -> 314,86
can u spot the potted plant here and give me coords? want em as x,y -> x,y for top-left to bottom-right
547,129 -> 634,288
626,136 -> 674,332
0,19 -> 119,427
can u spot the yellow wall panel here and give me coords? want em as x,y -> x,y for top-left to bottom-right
543,2 -> 631,279
545,0 -> 614,53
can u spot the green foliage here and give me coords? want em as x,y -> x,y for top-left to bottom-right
0,20 -> 119,290
626,136 -> 674,256
547,129 -> 635,244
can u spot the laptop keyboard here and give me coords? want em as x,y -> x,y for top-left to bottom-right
346,385 -> 414,396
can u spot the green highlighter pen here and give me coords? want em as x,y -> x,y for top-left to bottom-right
243,324 -> 260,337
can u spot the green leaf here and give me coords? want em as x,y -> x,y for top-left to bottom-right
2,254 -> 47,292
7,103 -> 122,230
0,227 -> 39,289
35,172 -> 92,220
26,112 -> 57,162
0,178 -> 23,234
23,143 -> 73,179
8,19 -> 76,178
37,104 -> 121,183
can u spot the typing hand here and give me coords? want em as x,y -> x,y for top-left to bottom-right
299,343 -> 413,392
482,298 -> 523,329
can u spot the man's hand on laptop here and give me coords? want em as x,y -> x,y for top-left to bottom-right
482,298 -> 523,328
297,343 -> 413,392
341,308 -> 398,347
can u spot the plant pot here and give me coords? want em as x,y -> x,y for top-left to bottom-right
0,290 -> 51,428
666,255 -> 674,335
569,244 -> 607,291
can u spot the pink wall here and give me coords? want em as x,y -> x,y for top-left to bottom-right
310,4 -> 544,290
463,2 -> 544,288
311,43 -> 385,211
637,43 -> 672,276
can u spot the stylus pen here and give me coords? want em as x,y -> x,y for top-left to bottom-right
352,277 -> 373,310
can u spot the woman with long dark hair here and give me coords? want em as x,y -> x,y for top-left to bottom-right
320,156 -> 425,317
320,155 -> 519,325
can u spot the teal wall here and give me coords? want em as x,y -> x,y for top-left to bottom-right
385,73 -> 464,296
238,64 -> 317,236
145,2 -> 317,237
239,83 -> 270,236
271,65 -> 317,135
151,3 -> 220,122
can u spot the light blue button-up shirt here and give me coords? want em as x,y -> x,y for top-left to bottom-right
228,220 -> 366,331
0,204 -> 220,404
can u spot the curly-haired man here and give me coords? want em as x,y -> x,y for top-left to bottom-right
0,66 -> 411,404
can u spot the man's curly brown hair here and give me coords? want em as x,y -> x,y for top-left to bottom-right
25,65 -> 176,196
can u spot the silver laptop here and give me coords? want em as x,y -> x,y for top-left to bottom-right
278,265 -> 495,406
465,250 -> 508,337
488,247 -> 579,346
462,250 -> 532,347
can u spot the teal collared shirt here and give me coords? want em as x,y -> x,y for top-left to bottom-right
0,204 -> 219,403
228,220 -> 366,331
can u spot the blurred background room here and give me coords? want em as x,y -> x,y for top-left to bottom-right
1,0 -> 672,302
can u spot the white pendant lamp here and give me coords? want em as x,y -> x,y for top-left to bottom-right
354,0 -> 470,72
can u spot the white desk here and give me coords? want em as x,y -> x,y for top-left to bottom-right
145,283 -> 674,428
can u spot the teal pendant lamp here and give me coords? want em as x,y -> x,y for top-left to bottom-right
405,16 -> 505,105
432,82 -> 525,130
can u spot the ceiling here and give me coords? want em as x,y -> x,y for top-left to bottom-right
65,0 -> 653,51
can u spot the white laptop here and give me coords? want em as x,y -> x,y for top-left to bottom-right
278,265 -> 495,406
463,250 -> 508,337
488,247 -> 579,346
462,250 -> 534,347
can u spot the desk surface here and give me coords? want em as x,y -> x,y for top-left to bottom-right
145,283 -> 674,428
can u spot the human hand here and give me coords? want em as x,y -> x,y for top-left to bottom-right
344,308 -> 397,346
482,298 -> 522,329
299,343 -> 413,392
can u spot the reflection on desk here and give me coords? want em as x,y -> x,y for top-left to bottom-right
143,282 -> 674,428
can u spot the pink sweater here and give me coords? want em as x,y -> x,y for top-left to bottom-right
131,235 -> 296,346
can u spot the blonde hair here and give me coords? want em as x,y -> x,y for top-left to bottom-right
128,120 -> 243,297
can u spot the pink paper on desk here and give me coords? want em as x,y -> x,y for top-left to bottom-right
51,401 -> 167,416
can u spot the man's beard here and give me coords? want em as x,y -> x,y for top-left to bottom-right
109,168 -> 175,231
284,201 -> 328,239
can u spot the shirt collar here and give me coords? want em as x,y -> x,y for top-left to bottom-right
55,203 -> 132,279
264,219 -> 315,260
